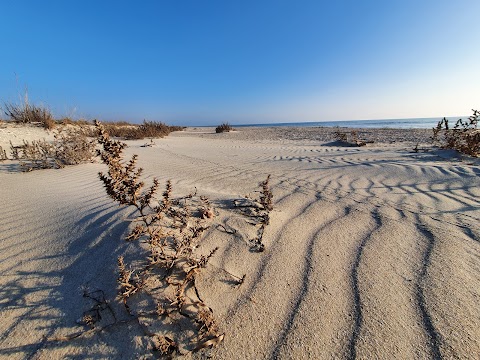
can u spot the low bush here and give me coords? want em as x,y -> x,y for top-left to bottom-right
432,109 -> 480,157
57,117 -> 91,126
10,127 -> 96,171
53,127 -> 97,165
98,120 -> 184,140
215,123 -> 233,133
137,120 -> 176,138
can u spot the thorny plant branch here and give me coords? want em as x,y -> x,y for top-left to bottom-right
49,121 -> 272,358
95,120 -> 226,356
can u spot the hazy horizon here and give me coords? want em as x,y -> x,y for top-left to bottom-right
1,1 -> 479,125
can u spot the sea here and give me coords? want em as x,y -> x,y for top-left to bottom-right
232,116 -> 465,130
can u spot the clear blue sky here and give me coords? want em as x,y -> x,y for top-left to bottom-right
1,0 -> 479,125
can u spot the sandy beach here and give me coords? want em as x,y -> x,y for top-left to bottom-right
0,124 -> 479,359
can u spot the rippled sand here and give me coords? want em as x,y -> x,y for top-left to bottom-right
1,125 -> 479,359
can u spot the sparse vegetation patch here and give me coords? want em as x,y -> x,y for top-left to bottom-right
232,175 -> 273,252
432,110 -> 480,157
52,121 -> 274,357
215,123 -> 233,133
0,146 -> 7,161
96,120 -> 184,140
9,127 -> 96,171
95,120 -> 224,355
333,128 -> 367,146
3,95 -> 55,130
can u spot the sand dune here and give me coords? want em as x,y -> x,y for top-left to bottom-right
0,125 -> 479,359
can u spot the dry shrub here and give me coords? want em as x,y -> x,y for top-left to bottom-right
57,117 -> 92,126
57,117 -> 76,126
432,110 -> 480,157
231,175 -> 273,252
106,120 -> 133,127
96,120 -> 223,355
333,128 -> 366,146
10,127 -> 96,171
10,139 -> 55,171
99,120 -> 184,140
0,146 -> 8,161
53,127 -> 97,165
3,97 -> 55,130
50,122 -> 273,356
333,129 -> 348,142
215,123 -> 233,133
137,120 -> 172,138
94,123 -> 133,138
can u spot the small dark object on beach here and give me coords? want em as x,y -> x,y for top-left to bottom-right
216,123 -> 233,133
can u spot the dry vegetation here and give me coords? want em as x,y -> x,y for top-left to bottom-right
1,96 -> 185,170
9,127 -> 96,171
0,146 -> 7,161
215,123 -> 233,133
57,117 -> 91,126
230,175 -> 273,252
333,128 -> 368,146
97,120 -> 184,140
75,121 -> 272,357
432,109 -> 480,157
3,95 -> 56,130
66,120 -> 186,140
2,92 -> 184,141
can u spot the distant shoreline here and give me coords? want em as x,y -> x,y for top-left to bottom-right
198,116 -> 466,129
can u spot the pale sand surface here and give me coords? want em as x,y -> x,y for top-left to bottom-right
0,124 -> 479,359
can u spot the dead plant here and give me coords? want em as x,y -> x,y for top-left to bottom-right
10,139 -> 56,171
215,123 -> 233,133
333,128 -> 348,142
233,175 -> 274,252
95,120 -> 224,355
333,128 -> 366,146
3,92 -> 55,130
53,127 -> 97,165
51,122 -> 270,356
433,110 -> 480,157
0,146 -> 7,161
93,120 -> 184,140
10,127 -> 96,171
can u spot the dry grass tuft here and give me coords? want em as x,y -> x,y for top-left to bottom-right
215,123 -> 233,133
3,93 -> 55,130
432,110 -> 480,157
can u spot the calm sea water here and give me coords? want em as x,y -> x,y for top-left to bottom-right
233,116 -> 465,129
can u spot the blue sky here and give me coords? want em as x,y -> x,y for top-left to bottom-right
1,0 -> 479,125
